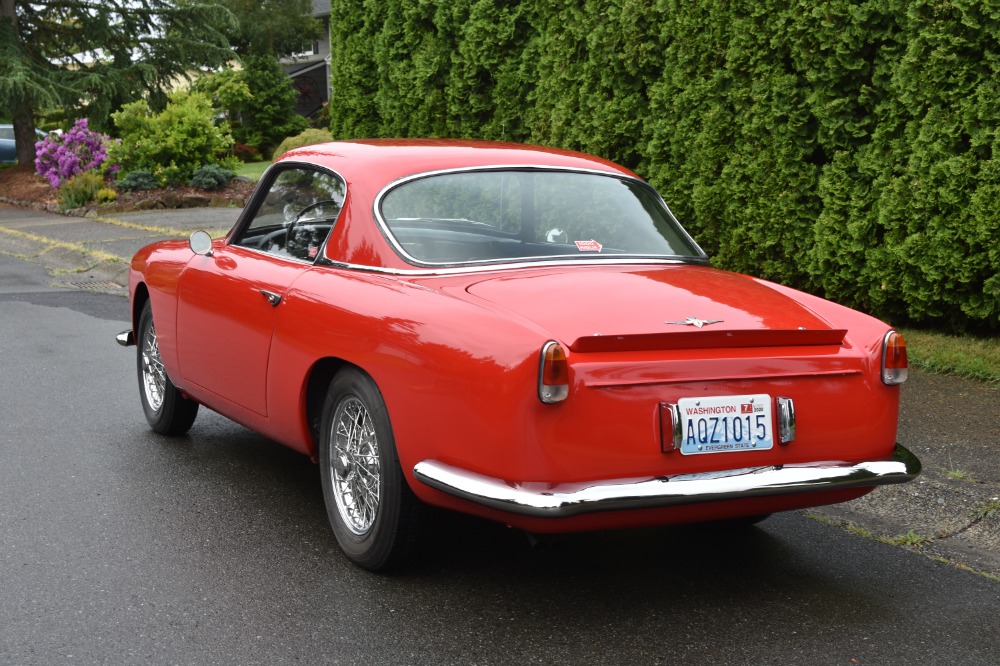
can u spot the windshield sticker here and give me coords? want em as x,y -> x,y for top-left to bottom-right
575,240 -> 603,252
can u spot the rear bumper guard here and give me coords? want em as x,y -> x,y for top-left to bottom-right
413,444 -> 921,519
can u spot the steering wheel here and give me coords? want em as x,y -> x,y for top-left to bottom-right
256,226 -> 288,250
255,200 -> 341,254
293,199 -> 342,224
279,200 -> 341,252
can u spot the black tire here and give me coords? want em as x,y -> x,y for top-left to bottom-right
715,513 -> 771,528
136,300 -> 199,435
319,368 -> 423,571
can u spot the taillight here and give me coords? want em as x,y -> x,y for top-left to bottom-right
538,341 -> 569,403
881,331 -> 908,385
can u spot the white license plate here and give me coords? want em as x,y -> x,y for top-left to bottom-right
677,394 -> 774,455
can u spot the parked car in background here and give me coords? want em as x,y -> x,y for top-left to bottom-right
117,140 -> 920,571
0,124 -> 50,164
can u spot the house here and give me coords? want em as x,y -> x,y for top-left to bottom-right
281,0 -> 331,119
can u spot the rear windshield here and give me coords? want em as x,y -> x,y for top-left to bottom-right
377,169 -> 705,266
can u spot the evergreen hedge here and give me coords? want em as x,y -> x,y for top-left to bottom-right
328,0 -> 1000,332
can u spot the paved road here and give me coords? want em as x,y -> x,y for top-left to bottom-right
0,256 -> 998,664
0,204 -> 240,294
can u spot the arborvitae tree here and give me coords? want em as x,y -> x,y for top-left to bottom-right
525,0 -> 588,150
798,1 -> 905,314
701,1 -> 821,287
323,0 -> 1000,331
372,0 -> 452,137
444,0 -> 535,142
571,0 -> 665,168
869,0 -> 1000,327
643,0 -> 742,260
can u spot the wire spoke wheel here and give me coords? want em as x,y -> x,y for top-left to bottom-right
319,369 -> 424,571
330,396 -> 382,535
141,320 -> 166,413
136,301 -> 199,436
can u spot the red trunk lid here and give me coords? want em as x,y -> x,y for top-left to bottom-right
464,265 -> 845,351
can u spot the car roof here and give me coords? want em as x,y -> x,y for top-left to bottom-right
276,139 -> 639,185
265,139 -> 662,272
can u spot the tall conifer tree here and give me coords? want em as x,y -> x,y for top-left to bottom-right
0,0 -> 236,165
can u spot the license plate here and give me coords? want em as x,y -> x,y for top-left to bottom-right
677,394 -> 774,455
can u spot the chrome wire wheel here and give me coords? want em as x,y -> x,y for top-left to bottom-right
136,301 -> 198,435
320,369 -> 423,570
329,395 -> 382,536
141,320 -> 166,413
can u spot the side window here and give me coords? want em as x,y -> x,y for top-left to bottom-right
235,166 -> 346,261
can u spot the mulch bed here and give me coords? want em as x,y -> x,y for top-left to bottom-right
0,165 -> 255,213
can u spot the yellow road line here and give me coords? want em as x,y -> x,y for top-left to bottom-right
0,226 -> 123,263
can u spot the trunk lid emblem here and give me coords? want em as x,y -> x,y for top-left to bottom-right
665,316 -> 723,328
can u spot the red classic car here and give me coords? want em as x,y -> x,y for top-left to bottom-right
118,140 -> 920,570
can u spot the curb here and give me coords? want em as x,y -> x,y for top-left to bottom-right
0,226 -> 130,295
0,199 -> 242,296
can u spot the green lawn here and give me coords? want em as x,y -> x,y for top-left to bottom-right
901,328 -> 1000,384
234,160 -> 272,182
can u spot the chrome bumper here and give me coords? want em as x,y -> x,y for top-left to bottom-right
413,444 -> 921,519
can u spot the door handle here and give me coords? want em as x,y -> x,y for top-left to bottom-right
260,290 -> 282,307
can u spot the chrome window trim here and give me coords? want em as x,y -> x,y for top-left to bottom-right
229,243 -> 320,266
323,257 -> 704,277
371,165 -> 708,267
228,160 -> 348,266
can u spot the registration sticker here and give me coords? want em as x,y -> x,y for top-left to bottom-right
677,394 -> 773,455
574,240 -> 603,252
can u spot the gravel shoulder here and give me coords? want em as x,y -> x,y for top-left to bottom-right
810,370 -> 1000,580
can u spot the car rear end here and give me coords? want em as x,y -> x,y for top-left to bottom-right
411,267 -> 917,533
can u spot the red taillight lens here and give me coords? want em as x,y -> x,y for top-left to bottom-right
882,331 -> 908,385
538,341 -> 569,403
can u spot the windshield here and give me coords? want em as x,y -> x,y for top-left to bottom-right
377,169 -> 705,266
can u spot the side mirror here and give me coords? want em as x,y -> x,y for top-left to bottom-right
189,230 -> 214,256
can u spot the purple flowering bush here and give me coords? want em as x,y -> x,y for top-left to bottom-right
34,119 -> 117,189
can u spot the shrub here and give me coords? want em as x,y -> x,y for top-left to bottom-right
115,170 -> 159,192
58,171 -> 106,210
311,102 -> 331,130
188,164 -> 235,191
191,58 -> 308,156
231,143 -> 260,163
272,129 -> 334,160
96,188 -> 117,204
35,119 -> 116,189
233,55 -> 309,155
108,91 -> 234,186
